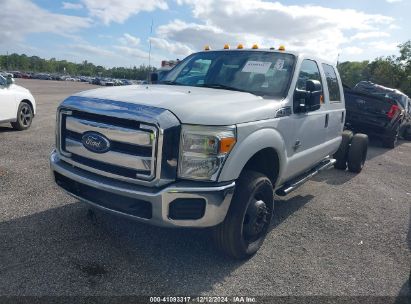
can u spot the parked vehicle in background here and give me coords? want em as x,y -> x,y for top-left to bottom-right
344,81 -> 411,148
50,46 -> 368,259
0,74 -> 36,130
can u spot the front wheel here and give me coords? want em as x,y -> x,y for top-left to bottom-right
212,170 -> 274,259
11,102 -> 33,131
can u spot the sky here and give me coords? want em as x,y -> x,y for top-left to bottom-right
0,0 -> 410,68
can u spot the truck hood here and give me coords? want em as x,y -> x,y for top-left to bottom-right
74,85 -> 283,125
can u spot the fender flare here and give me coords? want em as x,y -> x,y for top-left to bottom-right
218,128 -> 287,184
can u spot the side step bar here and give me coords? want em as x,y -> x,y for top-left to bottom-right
275,158 -> 336,196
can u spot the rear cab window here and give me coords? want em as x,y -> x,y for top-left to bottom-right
322,64 -> 341,103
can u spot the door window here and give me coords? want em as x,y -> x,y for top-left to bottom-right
0,75 -> 6,86
295,60 -> 323,112
296,60 -> 322,90
322,64 -> 341,102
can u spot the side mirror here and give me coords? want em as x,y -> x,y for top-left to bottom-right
149,72 -> 158,84
306,80 -> 322,111
294,80 -> 322,113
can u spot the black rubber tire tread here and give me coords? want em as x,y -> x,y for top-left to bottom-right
11,101 -> 33,131
347,133 -> 368,173
403,125 -> 411,141
212,170 -> 273,260
334,130 -> 353,170
382,134 -> 397,149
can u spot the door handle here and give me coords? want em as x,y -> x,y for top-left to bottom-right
293,140 -> 301,151
325,113 -> 329,128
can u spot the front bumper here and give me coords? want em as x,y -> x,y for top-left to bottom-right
50,150 -> 235,228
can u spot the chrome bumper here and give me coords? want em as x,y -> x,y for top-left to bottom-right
50,150 -> 235,228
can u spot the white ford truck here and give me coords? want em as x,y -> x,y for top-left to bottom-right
0,75 -> 36,130
50,47 -> 368,259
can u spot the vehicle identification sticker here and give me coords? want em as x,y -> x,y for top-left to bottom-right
241,61 -> 271,74
274,59 -> 285,70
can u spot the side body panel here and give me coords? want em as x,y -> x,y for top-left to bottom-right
0,85 -> 18,121
219,55 -> 344,187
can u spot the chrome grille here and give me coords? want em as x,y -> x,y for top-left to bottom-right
58,110 -> 158,183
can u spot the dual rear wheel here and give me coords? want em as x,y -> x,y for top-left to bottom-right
334,130 -> 368,173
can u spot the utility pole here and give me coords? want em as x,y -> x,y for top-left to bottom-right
337,53 -> 340,69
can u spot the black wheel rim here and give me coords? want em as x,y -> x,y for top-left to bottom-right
243,191 -> 270,243
20,104 -> 32,127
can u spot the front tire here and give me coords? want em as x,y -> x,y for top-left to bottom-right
11,102 -> 33,131
347,133 -> 368,173
212,170 -> 274,259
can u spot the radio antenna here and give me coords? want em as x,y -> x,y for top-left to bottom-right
148,18 -> 153,70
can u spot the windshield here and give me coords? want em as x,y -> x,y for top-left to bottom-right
162,51 -> 295,98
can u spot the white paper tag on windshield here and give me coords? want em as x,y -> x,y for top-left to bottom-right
242,61 -> 271,74
274,59 -> 285,70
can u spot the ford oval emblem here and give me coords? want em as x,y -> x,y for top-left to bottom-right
81,132 -> 111,153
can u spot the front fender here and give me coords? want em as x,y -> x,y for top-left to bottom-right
218,127 -> 287,185
15,92 -> 36,115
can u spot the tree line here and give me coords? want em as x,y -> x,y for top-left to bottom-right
338,40 -> 411,96
1,41 -> 410,95
0,53 -> 155,80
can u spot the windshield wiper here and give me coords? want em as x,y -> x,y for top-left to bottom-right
199,83 -> 248,93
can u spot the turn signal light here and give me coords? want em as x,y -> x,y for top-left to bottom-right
224,44 -> 230,49
219,137 -> 236,154
279,45 -> 286,51
252,44 -> 259,49
204,45 -> 210,51
237,44 -> 244,49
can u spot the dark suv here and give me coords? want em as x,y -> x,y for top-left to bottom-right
344,81 -> 411,148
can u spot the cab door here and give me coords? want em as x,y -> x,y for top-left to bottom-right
283,59 -> 329,180
321,63 -> 345,145
0,76 -> 16,122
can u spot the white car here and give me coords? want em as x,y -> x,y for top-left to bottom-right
0,75 -> 36,130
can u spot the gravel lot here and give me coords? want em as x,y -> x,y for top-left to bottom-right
0,79 -> 410,299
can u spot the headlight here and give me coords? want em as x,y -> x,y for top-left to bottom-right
178,125 -> 236,180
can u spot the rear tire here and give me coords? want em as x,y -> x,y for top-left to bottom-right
11,101 -> 33,131
382,127 -> 399,149
334,130 -> 353,170
212,170 -> 274,259
403,125 -> 411,141
347,133 -> 368,173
